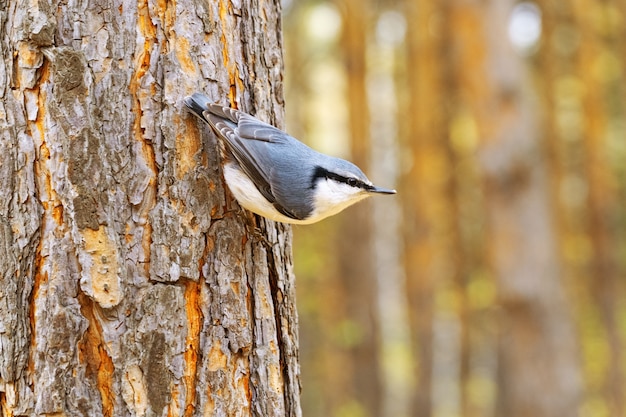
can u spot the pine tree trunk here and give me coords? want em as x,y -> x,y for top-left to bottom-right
473,2 -> 582,416
403,0 -> 444,414
0,0 -> 301,415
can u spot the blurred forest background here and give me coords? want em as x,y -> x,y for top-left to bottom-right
280,0 -> 626,417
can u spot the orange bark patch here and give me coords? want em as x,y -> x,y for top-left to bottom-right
17,41 -> 41,68
182,280 -> 203,416
28,61 -> 53,377
164,0 -> 176,30
205,236 -> 215,253
268,363 -> 283,396
0,391 -> 10,417
130,0 -> 156,144
78,294 -> 116,417
28,257 -> 47,371
230,281 -> 240,297
175,36 -> 196,75
168,386 -> 180,417
258,290 -> 274,318
232,67 -> 245,107
207,340 -> 227,371
82,226 -> 122,308
137,0 -> 157,51
217,0 -> 241,108
154,0 -> 175,32
218,0 -> 230,70
203,388 -> 215,416
130,0 -> 158,277
124,222 -> 133,244
239,367 -> 252,407
52,204 -> 64,225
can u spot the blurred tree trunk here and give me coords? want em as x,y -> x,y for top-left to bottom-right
438,4 -> 474,417
450,1 -> 583,416
573,1 -> 625,414
334,0 -> 382,415
537,2 -> 612,416
538,1 -> 625,415
402,1 -> 447,416
0,0 -> 302,416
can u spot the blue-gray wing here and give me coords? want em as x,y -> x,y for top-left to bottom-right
185,94 -> 313,220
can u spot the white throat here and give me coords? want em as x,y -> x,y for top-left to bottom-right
308,178 -> 370,221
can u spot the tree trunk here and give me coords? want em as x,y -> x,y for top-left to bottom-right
0,0 -> 301,416
458,1 -> 583,416
573,1 -> 625,414
402,0 -> 447,414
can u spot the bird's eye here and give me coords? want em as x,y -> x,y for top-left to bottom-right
347,178 -> 358,187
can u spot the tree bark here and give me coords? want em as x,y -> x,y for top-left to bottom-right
0,0 -> 301,416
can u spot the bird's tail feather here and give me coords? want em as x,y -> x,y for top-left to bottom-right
184,93 -> 240,126
183,93 -> 212,121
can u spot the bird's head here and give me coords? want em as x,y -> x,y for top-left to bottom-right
309,158 -> 396,220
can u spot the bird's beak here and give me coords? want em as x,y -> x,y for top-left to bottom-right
368,185 -> 397,195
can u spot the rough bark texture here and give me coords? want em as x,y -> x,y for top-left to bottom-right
0,0 -> 301,415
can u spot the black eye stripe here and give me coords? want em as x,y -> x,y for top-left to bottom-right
311,166 -> 367,189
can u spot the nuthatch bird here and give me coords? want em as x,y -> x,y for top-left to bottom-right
184,93 -> 396,225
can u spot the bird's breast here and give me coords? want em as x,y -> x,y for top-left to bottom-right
223,163 -> 315,224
